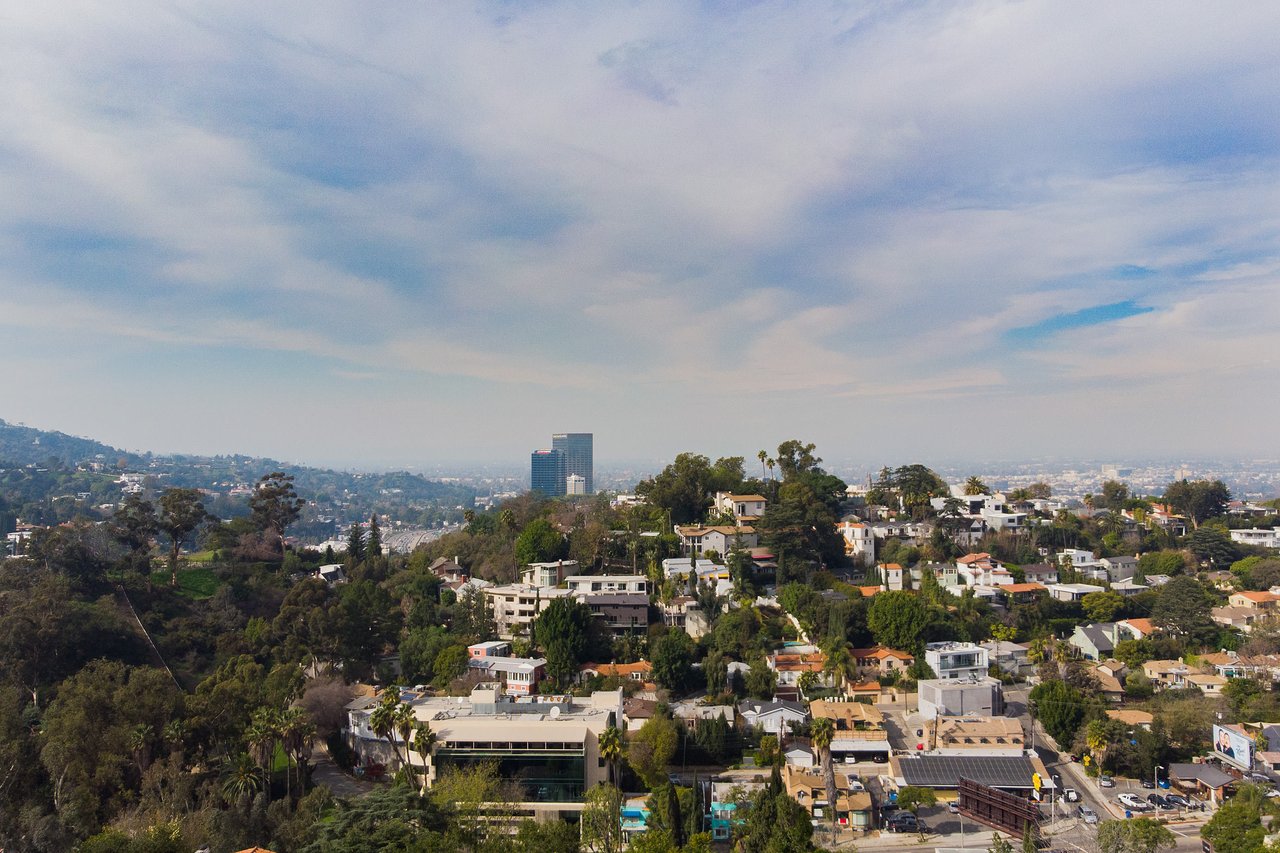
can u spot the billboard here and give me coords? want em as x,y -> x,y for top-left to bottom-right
1213,724 -> 1253,770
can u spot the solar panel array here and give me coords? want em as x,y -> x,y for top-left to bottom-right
897,755 -> 1041,789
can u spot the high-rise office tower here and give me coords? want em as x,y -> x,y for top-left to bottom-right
530,449 -> 566,496
552,433 -> 593,494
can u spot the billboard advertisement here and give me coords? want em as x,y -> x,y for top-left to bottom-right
1213,724 -> 1253,770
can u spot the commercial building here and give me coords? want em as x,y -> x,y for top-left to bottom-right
348,684 -> 622,819
530,449 -> 566,496
552,433 -> 593,494
918,676 -> 1004,718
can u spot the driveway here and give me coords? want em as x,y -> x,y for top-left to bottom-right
310,743 -> 378,799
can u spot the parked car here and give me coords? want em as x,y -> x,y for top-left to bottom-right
1165,794 -> 1190,808
1246,772 -> 1272,784
1118,793 -> 1149,811
1099,775 -> 1115,788
885,814 -> 920,833
1141,779 -> 1155,789
1063,788 -> 1080,803
1147,794 -> 1170,809
848,779 -> 866,792
1158,778 -> 1171,789
948,801 -> 960,814
1079,805 -> 1098,825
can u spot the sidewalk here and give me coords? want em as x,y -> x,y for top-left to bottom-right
309,743 -> 378,799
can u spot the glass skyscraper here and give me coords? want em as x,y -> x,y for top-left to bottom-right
530,449 -> 566,496
552,432 -> 593,494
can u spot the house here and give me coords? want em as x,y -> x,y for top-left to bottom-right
810,699 -> 891,761
1110,580 -> 1149,597
1143,659 -> 1191,690
1084,663 -> 1125,702
482,584 -> 574,639
1058,548 -> 1100,571
714,492 -> 767,523
1048,582 -> 1105,602
1200,651 -> 1280,682
1212,605 -> 1271,634
1069,624 -> 1124,660
956,553 -> 1015,587
1184,673 -> 1227,695
577,592 -> 650,635
521,560 -> 578,587
427,557 -> 468,584
836,520 -> 876,566
784,743 -> 815,767
675,525 -> 758,557
662,596 -> 711,639
1021,563 -> 1060,585
921,716 -> 1025,756
783,766 -> 874,833
465,650 -> 547,696
738,699 -> 809,735
925,642 -> 990,680
661,557 -> 722,580
1098,556 -> 1139,582
468,640 -> 511,658
1230,528 -> 1280,549
917,676 -> 1004,718
848,646 -> 915,678
1229,591 -> 1280,611
1117,618 -> 1157,639
623,697 -> 658,729
580,660 -> 654,690
998,583 -> 1047,605
671,701 -> 736,732
768,650 -> 830,688
564,574 -> 650,595
317,564 -> 347,585
981,640 -> 1032,676
1106,709 -> 1154,730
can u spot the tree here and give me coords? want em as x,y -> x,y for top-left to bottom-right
345,521 -> 365,564
635,453 -> 744,524
867,590 -> 931,653
811,716 -> 838,838
627,714 -> 679,788
1097,480 -> 1131,511
1029,680 -> 1087,748
651,630 -> 695,693
1096,818 -> 1176,853
157,488 -> 210,587
989,834 -> 1013,853
746,658 -> 777,699
599,725 -> 624,788
897,785 -> 936,816
1151,575 -> 1213,639
1202,783 -> 1272,853
249,472 -> 305,556
534,596 -> 594,686
109,493 -> 157,579
1082,590 -> 1124,623
964,476 -> 989,496
515,517 -> 569,565
1188,527 -> 1241,568
581,782 -> 625,853
1164,479 -> 1230,529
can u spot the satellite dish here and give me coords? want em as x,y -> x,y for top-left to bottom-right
550,706 -> 561,718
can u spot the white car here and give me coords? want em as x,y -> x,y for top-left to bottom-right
1078,805 -> 1098,825
1118,793 -> 1149,811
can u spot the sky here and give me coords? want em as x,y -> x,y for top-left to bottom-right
1,1 -> 1278,471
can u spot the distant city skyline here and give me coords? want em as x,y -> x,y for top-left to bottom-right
1,4 -> 1277,466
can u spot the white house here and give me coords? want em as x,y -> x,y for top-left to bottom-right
1048,582 -> 1106,602
675,525 -> 758,556
1231,528 -> 1280,550
714,492 -> 767,523
738,699 -> 809,735
837,520 -> 876,566
564,574 -> 650,595
925,642 -> 990,681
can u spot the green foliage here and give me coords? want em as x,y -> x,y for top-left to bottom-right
1030,680 -> 1088,749
514,517 -> 569,565
1164,479 -> 1231,528
628,714 -> 680,788
651,629 -> 695,693
1081,590 -> 1124,623
1202,784 -> 1275,853
746,658 -> 777,700
1188,526 -> 1242,568
1151,575 -> 1214,640
734,782 -> 817,852
635,453 -> 746,524
867,590 -> 931,652
897,785 -> 937,814
535,596 -> 595,686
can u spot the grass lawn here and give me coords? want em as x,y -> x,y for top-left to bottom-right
150,566 -> 220,599
184,550 -> 217,563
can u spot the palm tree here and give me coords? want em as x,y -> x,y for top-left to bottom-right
821,636 -> 856,690
245,712 -> 279,803
599,725 -> 624,788
811,716 -> 838,841
766,458 -> 776,481
758,450 -> 768,480
411,721 -> 437,795
280,707 -> 316,798
129,723 -> 152,778
222,751 -> 264,803
393,702 -> 417,782
368,693 -> 399,769
964,476 -> 989,496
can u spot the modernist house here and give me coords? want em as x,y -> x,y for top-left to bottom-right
924,642 -> 990,680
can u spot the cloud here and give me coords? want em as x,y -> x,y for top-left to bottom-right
0,1 -> 1278,462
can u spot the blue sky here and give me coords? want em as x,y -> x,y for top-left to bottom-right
1,1 -> 1278,470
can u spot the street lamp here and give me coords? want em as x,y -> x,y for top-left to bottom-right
1154,764 -> 1165,791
